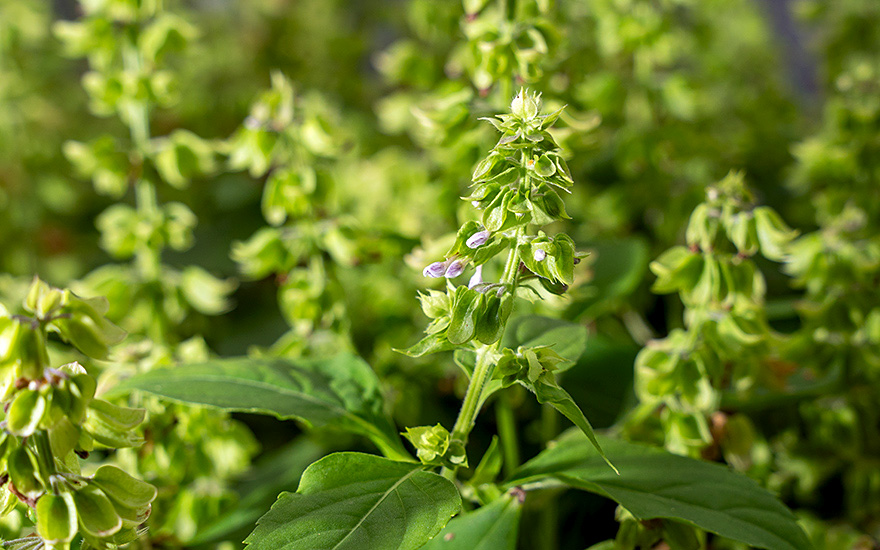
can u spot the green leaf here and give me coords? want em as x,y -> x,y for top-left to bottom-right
398,334 -> 458,358
245,452 -> 461,550
469,436 -> 503,488
524,376 -> 617,474
422,494 -> 522,550
475,294 -> 512,345
507,432 -> 813,550
110,354 -> 409,461
502,316 -> 587,369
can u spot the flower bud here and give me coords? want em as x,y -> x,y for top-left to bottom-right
444,260 -> 465,278
423,261 -> 447,278
468,265 -> 484,289
510,88 -> 541,120
466,230 -> 490,249
534,249 -> 547,262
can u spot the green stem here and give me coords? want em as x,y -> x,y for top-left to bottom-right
495,392 -> 520,478
446,226 -> 524,480
121,35 -> 151,154
121,30 -> 172,346
538,494 -> 559,550
32,431 -> 58,492
451,343 -> 499,442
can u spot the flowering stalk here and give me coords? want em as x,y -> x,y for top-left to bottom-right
0,279 -> 155,549
55,2 -> 256,544
628,173 -> 797,457
402,89 -> 614,475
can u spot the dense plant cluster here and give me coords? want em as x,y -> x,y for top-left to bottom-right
1,0 -> 879,549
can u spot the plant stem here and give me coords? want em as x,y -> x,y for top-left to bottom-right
538,493 -> 559,550
122,31 -> 170,346
495,391 -> 520,477
32,431 -> 57,491
446,226 -> 524,479
451,342 -> 499,443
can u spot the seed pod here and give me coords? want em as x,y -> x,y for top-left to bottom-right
83,399 -> 145,448
8,446 -> 43,500
91,465 -> 157,512
36,492 -> 78,544
7,389 -> 48,437
10,321 -> 50,380
73,484 -> 123,537
67,373 -> 97,424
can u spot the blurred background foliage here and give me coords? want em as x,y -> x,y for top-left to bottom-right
1,0 -> 879,548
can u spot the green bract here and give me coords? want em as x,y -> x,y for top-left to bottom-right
0,278 -> 154,549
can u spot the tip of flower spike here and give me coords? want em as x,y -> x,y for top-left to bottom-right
511,88 -> 541,120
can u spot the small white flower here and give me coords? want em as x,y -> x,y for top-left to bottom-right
423,261 -> 447,278
468,265 -> 484,289
466,230 -> 490,249
533,249 -> 547,262
445,259 -> 465,278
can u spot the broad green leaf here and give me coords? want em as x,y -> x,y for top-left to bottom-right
245,452 -> 461,550
111,354 -> 410,461
507,432 -> 813,550
502,316 -> 588,368
422,494 -> 522,550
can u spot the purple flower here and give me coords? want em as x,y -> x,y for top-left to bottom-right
466,230 -> 490,249
533,249 -> 547,262
423,261 -> 447,278
468,265 -> 484,289
445,259 -> 465,278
